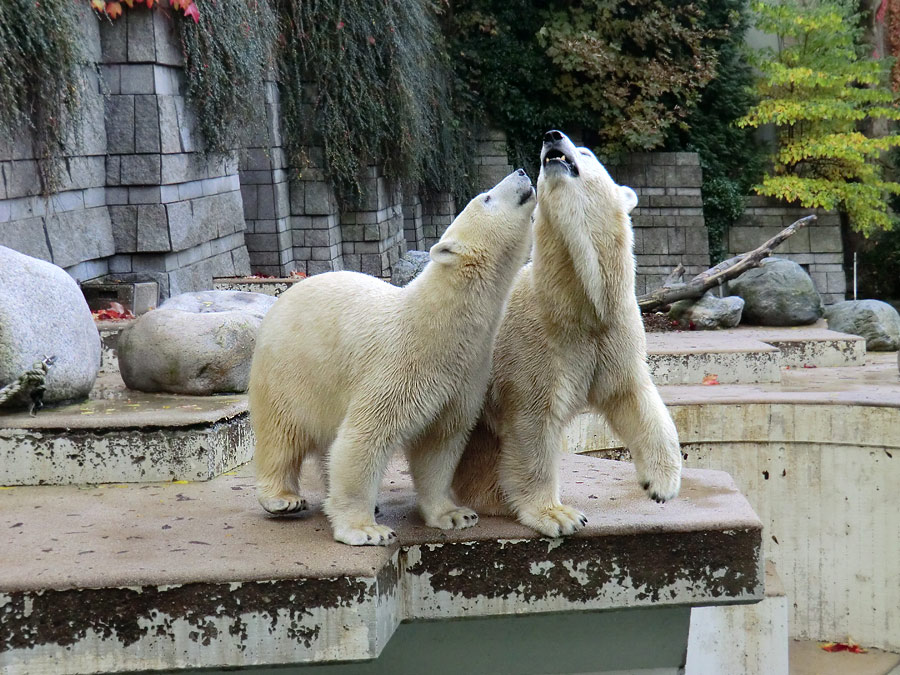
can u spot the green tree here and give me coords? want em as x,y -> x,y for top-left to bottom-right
739,0 -> 900,235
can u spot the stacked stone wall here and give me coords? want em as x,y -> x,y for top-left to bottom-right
729,196 -> 845,304
609,152 -> 711,295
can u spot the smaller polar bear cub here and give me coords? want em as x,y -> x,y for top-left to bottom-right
249,170 -> 536,546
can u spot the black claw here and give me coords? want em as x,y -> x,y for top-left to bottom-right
366,534 -> 372,542
641,481 -> 651,490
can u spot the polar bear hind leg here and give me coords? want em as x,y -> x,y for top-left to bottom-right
254,410 -> 309,515
498,413 -> 587,538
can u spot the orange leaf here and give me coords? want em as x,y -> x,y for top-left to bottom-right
701,374 -> 720,386
821,642 -> 867,653
123,0 -> 134,7
170,0 -> 185,9
183,2 -> 199,22
105,1 -> 123,19
90,0 -> 105,10
145,0 -> 154,7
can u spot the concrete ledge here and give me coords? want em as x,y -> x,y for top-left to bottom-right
213,275 -> 302,297
647,334 -> 781,385
0,393 -> 250,486
0,455 -> 764,673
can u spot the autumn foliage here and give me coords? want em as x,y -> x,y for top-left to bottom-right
90,0 -> 199,24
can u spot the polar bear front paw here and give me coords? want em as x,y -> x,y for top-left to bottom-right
333,524 -> 397,546
259,494 -> 307,515
518,504 -> 587,538
638,461 -> 682,503
424,505 -> 479,530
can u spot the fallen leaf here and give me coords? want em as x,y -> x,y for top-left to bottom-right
701,374 -> 720,385
802,364 -> 817,369
821,642 -> 867,654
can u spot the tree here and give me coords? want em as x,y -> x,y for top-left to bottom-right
739,0 -> 900,236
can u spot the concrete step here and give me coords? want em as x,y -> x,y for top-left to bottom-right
647,333 -> 782,385
0,387 -> 251,486
790,639 -> 900,675
0,455 -> 764,674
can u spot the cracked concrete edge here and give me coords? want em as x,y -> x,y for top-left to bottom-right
0,525 -> 763,674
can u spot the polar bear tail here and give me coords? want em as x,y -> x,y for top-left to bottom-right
452,417 -> 508,516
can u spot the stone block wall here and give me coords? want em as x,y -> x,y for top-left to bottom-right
609,152 -> 711,295
0,4 -> 113,283
0,7 -> 251,299
402,190 -> 425,250
239,80 -> 294,277
98,9 -> 250,298
420,192 -> 456,250
729,196 -> 845,304
474,128 -> 514,193
340,164 -> 405,277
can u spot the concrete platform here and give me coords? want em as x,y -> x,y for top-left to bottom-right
645,321 -> 866,385
0,388 -> 251,486
0,454 -> 764,674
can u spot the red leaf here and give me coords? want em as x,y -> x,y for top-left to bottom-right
183,2 -> 199,22
802,364 -> 817,369
701,374 -> 720,386
821,642 -> 867,653
105,1 -> 122,18
145,0 -> 154,7
336,20 -> 345,29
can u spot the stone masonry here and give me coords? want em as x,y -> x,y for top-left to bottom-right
609,152 -> 711,295
729,196 -> 845,304
98,9 -> 250,298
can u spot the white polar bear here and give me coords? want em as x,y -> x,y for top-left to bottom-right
453,130 -> 682,537
249,170 -> 536,546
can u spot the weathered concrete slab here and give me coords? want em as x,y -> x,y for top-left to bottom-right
0,391 -> 250,486
647,333 -> 782,385
0,455 -> 764,674
717,320 -> 866,368
213,275 -> 303,297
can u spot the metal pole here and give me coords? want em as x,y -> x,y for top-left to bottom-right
853,252 -> 858,300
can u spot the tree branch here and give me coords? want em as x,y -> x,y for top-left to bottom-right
637,214 -> 817,312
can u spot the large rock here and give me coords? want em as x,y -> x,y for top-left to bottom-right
669,292 -> 744,330
0,246 -> 101,404
729,257 -> 824,326
825,300 -> 900,351
390,251 -> 430,287
117,291 -> 277,395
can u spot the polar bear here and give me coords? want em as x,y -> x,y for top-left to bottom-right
249,170 -> 535,546
452,130 -> 682,537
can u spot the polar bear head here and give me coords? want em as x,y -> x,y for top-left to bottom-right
427,169 -> 535,282
534,129 -> 639,315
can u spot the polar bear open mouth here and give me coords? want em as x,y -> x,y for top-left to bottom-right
542,148 -> 578,176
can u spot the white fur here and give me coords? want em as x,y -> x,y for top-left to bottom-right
453,135 -> 682,537
249,171 -> 535,546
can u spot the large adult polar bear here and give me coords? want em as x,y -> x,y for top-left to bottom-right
453,130 -> 682,537
249,170 -> 536,546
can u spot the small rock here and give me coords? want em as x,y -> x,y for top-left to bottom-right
117,291 -> 277,395
825,300 -> 900,351
669,292 -> 744,330
729,257 -> 824,326
0,246 -> 100,403
390,251 -> 430,287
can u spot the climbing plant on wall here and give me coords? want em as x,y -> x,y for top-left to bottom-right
0,0 -> 85,192
277,0 -> 474,206
739,0 -> 900,236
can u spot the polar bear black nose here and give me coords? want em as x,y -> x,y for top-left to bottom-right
516,168 -> 526,177
544,130 -> 564,144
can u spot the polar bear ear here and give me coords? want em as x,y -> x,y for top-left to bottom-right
430,239 -> 463,265
619,186 -> 638,214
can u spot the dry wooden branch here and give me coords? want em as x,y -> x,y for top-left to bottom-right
637,214 -> 817,312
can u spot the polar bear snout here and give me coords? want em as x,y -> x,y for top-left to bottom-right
487,169 -> 535,209
541,130 -> 579,178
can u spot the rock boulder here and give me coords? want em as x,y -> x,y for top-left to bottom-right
825,300 -> 900,351
669,292 -> 745,330
0,246 -> 100,404
729,257 -> 824,326
390,251 -> 430,287
117,291 -> 277,395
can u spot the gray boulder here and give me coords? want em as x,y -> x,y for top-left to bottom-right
0,246 -> 101,404
117,291 -> 276,395
390,251 -> 430,287
669,292 -> 745,330
825,300 -> 900,351
729,257 -> 824,326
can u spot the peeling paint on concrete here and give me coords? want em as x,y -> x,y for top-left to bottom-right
0,414 -> 253,486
